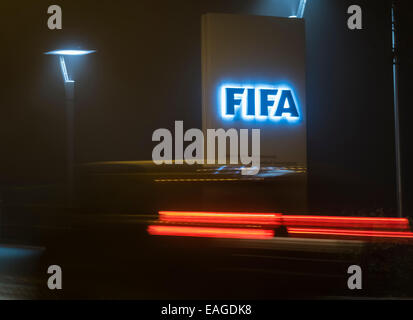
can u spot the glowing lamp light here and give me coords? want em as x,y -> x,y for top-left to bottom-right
44,50 -> 95,56
297,0 -> 308,18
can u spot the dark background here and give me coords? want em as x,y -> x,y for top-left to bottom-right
0,0 -> 410,216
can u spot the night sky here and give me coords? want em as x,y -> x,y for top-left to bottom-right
0,0 -> 410,215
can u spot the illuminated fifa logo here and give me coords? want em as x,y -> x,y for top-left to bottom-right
221,85 -> 300,121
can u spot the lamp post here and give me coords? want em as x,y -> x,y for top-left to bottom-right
391,4 -> 402,217
45,49 -> 95,207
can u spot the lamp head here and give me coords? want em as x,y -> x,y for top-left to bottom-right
45,49 -> 95,83
44,50 -> 95,56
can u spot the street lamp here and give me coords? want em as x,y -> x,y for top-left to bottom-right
45,49 -> 95,207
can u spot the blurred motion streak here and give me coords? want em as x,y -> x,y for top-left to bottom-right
282,215 -> 410,230
147,225 -> 274,239
288,228 -> 413,239
154,178 -> 263,182
149,211 -> 412,241
159,211 -> 282,226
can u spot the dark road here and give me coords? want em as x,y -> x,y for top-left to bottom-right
1,210 -> 412,299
